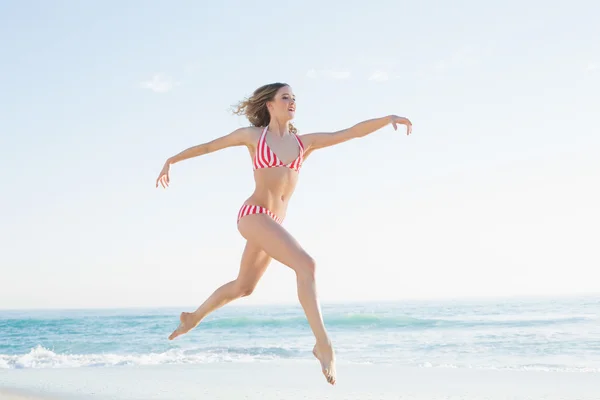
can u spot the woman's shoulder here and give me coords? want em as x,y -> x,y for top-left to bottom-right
245,125 -> 264,138
232,125 -> 264,148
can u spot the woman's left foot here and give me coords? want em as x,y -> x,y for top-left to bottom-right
168,312 -> 200,340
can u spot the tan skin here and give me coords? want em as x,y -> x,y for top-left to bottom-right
155,85 -> 412,385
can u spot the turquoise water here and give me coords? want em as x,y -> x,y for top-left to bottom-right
1,296 -> 599,372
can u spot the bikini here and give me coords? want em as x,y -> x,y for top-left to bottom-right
237,126 -> 305,225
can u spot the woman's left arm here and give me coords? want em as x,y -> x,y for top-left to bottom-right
300,115 -> 412,152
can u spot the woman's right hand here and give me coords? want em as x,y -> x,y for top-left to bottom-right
155,161 -> 171,188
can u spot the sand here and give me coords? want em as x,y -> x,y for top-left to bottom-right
1,361 -> 599,399
0,389 -> 57,400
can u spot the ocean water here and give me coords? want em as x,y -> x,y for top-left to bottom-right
1,296 -> 599,373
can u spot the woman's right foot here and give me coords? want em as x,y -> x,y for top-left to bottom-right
312,342 -> 337,385
168,312 -> 200,340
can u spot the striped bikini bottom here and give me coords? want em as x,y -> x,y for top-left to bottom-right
237,204 -> 283,225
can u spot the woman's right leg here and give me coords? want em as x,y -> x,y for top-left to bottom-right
237,214 -> 336,385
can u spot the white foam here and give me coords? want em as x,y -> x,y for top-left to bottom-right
0,345 -> 284,369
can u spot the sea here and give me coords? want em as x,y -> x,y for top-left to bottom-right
1,296 -> 599,373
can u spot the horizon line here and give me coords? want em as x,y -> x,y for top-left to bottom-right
1,292 -> 598,312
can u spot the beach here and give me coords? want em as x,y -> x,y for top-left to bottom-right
3,0 -> 599,397
2,297 -> 599,399
0,391 -> 47,400
1,361 -> 600,399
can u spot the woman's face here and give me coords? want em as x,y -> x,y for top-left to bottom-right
269,85 -> 296,121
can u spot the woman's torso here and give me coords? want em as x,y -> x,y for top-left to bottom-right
243,126 -> 306,220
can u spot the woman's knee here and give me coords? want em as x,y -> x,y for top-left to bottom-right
234,280 -> 257,297
295,253 -> 317,280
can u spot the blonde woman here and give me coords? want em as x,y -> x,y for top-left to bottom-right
155,82 -> 412,385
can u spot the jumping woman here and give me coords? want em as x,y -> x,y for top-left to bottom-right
155,82 -> 412,385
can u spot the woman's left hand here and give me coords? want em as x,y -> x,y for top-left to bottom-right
391,115 -> 412,135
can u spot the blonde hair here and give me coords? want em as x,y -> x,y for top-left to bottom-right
232,82 -> 297,134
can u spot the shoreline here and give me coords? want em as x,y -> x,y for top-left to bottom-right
2,362 -> 599,400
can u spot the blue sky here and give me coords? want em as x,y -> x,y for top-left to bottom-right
1,0 -> 598,309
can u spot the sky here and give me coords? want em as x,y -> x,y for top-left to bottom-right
0,0 -> 598,309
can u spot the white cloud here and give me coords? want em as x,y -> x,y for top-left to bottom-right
586,62 -> 598,72
139,73 -> 179,93
306,68 -> 351,80
368,70 -> 390,82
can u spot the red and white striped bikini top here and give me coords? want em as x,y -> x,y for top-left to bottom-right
253,126 -> 305,172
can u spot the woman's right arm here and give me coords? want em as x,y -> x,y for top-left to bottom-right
167,127 -> 252,165
156,127 -> 252,188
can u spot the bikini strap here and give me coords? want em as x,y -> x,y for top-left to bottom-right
257,126 -> 268,147
293,133 -> 305,152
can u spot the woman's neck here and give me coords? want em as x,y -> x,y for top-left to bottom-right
267,118 -> 291,137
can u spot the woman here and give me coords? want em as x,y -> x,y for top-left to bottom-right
155,82 -> 412,385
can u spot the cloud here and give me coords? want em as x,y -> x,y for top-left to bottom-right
586,62 -> 598,72
306,68 -> 351,80
139,74 -> 179,93
368,70 -> 390,82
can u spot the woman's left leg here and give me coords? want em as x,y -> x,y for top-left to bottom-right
168,240 -> 272,340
